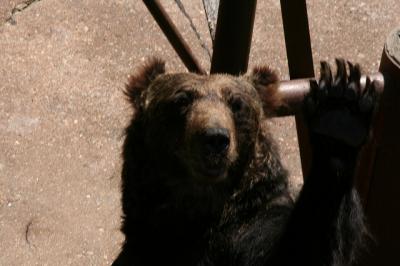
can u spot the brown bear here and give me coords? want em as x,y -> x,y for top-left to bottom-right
112,58 -> 376,266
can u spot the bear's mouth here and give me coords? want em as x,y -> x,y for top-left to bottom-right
192,158 -> 228,182
199,164 -> 226,178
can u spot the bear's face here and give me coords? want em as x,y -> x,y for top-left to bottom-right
145,74 -> 263,183
126,58 -> 280,184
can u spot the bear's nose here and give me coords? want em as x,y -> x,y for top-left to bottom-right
202,128 -> 230,155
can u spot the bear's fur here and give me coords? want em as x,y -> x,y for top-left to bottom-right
112,58 -> 371,266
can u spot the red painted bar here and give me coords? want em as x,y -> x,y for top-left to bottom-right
143,0 -> 206,74
280,0 -> 315,178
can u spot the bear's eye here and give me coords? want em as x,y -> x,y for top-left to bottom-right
173,91 -> 192,108
230,96 -> 246,113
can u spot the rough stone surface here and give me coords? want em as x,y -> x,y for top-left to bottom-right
0,0 -> 399,265
0,0 -> 26,22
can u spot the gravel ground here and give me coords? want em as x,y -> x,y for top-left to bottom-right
0,0 -> 399,265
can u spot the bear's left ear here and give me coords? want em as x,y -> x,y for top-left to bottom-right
247,66 -> 282,115
125,57 -> 166,110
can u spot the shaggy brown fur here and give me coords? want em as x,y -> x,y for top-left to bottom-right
112,58 -> 373,266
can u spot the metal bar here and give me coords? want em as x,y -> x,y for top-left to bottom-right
143,0 -> 206,75
358,28 -> 400,266
274,73 -> 384,117
210,0 -> 257,74
280,0 -> 314,178
280,0 -> 314,79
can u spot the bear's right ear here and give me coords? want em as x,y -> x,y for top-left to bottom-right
247,66 -> 282,115
125,57 -> 166,110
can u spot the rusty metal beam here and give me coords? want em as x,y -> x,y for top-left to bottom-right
280,0 -> 314,178
280,0 -> 314,79
210,0 -> 257,74
274,73 -> 384,117
143,0 -> 206,75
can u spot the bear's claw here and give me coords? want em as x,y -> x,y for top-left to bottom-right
305,59 -> 378,147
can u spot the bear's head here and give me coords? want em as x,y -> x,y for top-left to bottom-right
125,58 -> 281,185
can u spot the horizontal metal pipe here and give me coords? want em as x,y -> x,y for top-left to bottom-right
280,0 -> 315,178
275,72 -> 385,117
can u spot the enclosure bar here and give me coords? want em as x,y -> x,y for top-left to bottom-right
280,0 -> 314,178
210,0 -> 258,74
280,0 -> 314,78
275,73 -> 384,117
358,28 -> 400,266
142,0 -> 206,75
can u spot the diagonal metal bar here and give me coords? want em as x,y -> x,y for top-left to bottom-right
175,0 -> 211,60
143,0 -> 206,74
